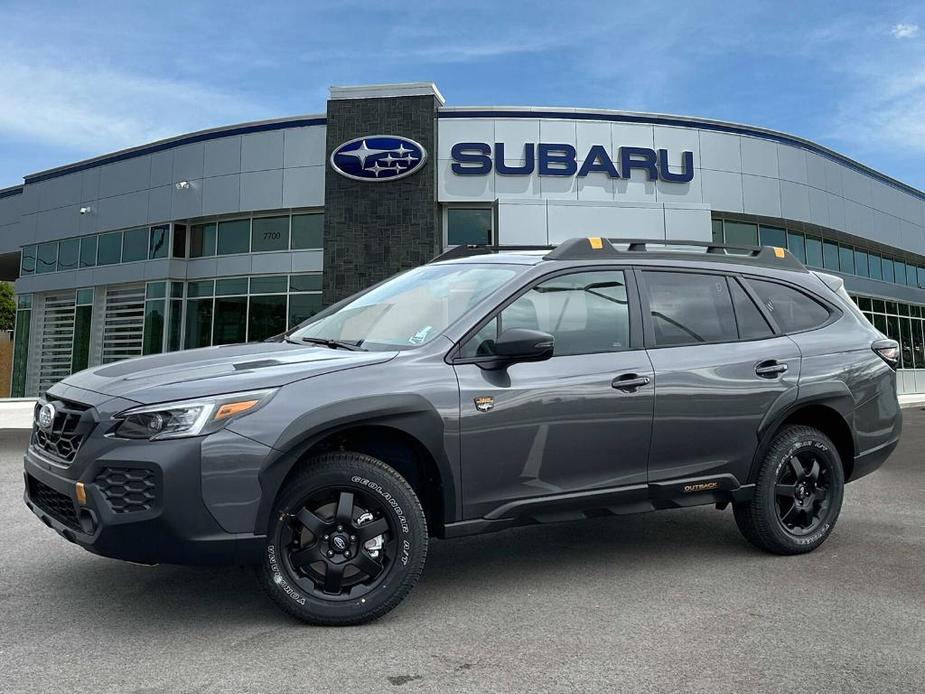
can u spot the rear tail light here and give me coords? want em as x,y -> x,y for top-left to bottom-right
872,339 -> 899,370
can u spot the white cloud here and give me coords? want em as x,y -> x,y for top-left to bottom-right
0,54 -> 271,167
890,23 -> 919,39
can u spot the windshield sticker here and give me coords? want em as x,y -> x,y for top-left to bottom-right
409,326 -> 433,345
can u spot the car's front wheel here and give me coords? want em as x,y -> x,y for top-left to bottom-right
259,452 -> 428,625
734,425 -> 845,555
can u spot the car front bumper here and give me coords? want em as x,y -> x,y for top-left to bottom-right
23,436 -> 265,566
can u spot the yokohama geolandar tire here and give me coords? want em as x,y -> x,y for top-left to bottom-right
259,452 -> 428,625
734,425 -> 845,555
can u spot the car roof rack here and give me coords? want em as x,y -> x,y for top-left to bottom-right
431,243 -> 555,263
543,236 -> 806,271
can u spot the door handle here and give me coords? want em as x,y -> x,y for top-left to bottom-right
755,360 -> 788,378
611,374 -> 651,391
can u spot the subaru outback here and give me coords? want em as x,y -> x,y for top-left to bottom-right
23,236 -> 902,625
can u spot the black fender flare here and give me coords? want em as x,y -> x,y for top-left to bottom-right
747,381 -> 856,484
253,394 -> 458,535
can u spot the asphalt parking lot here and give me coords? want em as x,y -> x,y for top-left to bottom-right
1,414 -> 923,694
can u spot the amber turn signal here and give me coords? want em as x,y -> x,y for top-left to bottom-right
75,482 -> 86,505
214,399 -> 260,421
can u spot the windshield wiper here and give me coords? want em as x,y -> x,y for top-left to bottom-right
299,337 -> 364,351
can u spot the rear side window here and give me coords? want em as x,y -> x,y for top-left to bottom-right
730,279 -> 774,340
746,279 -> 831,333
643,271 -> 737,346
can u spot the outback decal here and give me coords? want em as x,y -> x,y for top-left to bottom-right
682,481 -> 720,493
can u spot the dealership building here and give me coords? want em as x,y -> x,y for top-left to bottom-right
3,81 -> 925,396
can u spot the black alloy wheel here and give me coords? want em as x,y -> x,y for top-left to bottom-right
773,451 -> 832,536
260,452 -> 428,625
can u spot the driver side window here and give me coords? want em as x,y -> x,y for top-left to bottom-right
460,270 -> 630,358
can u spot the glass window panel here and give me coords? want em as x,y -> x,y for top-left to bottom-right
805,236 -> 823,267
17,294 -> 32,309
882,258 -> 895,283
822,241 -> 839,270
122,227 -> 148,262
57,238 -> 79,271
184,298 -> 213,348
711,219 -> 724,244
858,297 -> 872,312
907,264 -> 918,287
894,260 -> 907,285
292,213 -> 324,249
247,295 -> 287,342
213,296 -> 248,344
854,249 -> 869,278
72,305 -> 92,371
146,282 -> 166,300
787,232 -> 805,263
886,301 -> 898,315
167,299 -> 183,352
97,232 -> 122,265
75,288 -> 94,305
747,279 -> 831,333
289,274 -> 323,292
11,309 -> 31,397
919,268 -> 925,290
217,219 -> 250,255
872,298 -> 885,313
289,293 -> 323,329
868,253 -> 882,280
143,300 -> 165,355
36,242 -> 57,273
189,223 -> 216,257
447,208 -> 492,246
759,225 -> 787,248
250,275 -> 287,294
20,245 -> 36,275
722,221 -> 759,248
172,224 -> 186,258
170,281 -> 185,299
899,303 -> 909,316
149,224 -> 169,259
251,216 -> 289,252
730,278 -> 773,340
900,317 -> 913,368
912,305 -> 922,318
873,314 -> 887,335
187,280 -> 214,298
913,319 -> 924,368
644,271 -> 735,346
838,246 -> 855,274
215,277 -> 249,295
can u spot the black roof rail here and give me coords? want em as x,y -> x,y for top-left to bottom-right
542,236 -> 806,271
431,243 -> 555,263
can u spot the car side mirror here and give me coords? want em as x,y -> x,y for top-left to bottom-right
483,328 -> 554,369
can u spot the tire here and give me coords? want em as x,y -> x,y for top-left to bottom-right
734,425 -> 845,555
259,452 -> 428,625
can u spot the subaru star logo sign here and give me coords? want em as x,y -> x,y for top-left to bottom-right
38,402 -> 56,430
330,135 -> 427,182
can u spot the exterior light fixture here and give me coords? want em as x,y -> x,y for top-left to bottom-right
79,206 -> 92,215
175,180 -> 191,191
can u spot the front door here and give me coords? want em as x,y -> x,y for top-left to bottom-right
453,268 -> 654,519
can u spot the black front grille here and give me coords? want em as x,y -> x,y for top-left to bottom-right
32,399 -> 94,464
27,475 -> 80,531
94,467 -> 157,513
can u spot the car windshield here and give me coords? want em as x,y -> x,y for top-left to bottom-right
288,263 -> 520,350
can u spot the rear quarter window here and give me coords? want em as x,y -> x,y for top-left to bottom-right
746,278 -> 831,333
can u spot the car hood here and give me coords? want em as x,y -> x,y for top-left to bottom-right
59,342 -> 397,405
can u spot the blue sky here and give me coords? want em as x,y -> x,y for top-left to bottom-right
1,1 -> 924,189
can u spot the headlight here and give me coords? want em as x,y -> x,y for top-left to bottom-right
113,389 -> 276,440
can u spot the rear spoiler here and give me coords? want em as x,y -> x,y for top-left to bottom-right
811,270 -> 844,294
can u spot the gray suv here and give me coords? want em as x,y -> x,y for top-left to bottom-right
23,237 -> 902,625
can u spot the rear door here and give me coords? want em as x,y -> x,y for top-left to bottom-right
637,268 -> 801,485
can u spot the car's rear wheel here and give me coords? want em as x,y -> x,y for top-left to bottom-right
734,425 -> 845,555
259,452 -> 427,625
